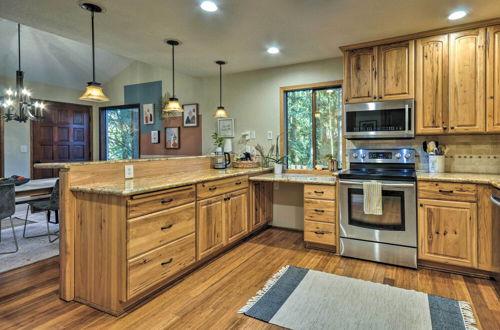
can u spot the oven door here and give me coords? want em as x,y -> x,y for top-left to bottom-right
339,179 -> 416,247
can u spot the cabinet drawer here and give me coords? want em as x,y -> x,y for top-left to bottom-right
304,199 -> 336,223
304,184 -> 336,200
418,181 -> 477,202
197,176 -> 248,199
127,203 -> 195,258
304,220 -> 335,245
128,185 -> 195,219
127,234 -> 195,299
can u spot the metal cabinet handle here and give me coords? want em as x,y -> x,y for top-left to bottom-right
314,191 -> 324,194
438,189 -> 454,193
161,198 -> 174,204
161,258 -> 173,266
161,224 -> 173,231
235,181 -> 242,185
314,231 -> 327,235
314,209 -> 325,213
209,187 -> 217,191
223,196 -> 231,201
490,194 -> 500,207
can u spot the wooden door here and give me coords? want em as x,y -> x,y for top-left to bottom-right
418,199 -> 477,268
344,47 -> 377,103
487,25 -> 500,132
224,189 -> 248,244
32,101 -> 92,179
449,28 -> 486,133
196,195 -> 225,260
377,40 -> 415,101
416,35 -> 449,134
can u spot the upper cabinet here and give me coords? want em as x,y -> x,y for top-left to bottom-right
416,35 -> 449,134
344,42 -> 414,104
377,40 -> 414,100
448,28 -> 486,133
487,25 -> 500,133
344,47 -> 377,103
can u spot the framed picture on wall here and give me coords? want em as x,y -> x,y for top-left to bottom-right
183,103 -> 198,127
143,104 -> 154,125
217,118 -> 234,138
165,127 -> 180,149
151,130 -> 160,144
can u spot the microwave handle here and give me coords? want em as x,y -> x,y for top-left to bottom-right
405,104 -> 409,132
339,180 -> 415,188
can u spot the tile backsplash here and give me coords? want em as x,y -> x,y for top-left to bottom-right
346,135 -> 500,174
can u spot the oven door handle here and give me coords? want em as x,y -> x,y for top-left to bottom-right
339,180 -> 415,188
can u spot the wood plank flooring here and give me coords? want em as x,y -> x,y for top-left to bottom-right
1,228 -> 499,329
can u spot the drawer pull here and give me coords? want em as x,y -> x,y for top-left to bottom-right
160,224 -> 173,231
208,187 -> 217,191
314,191 -> 324,194
314,231 -> 327,235
438,189 -> 454,193
161,258 -> 173,266
224,196 -> 232,201
314,209 -> 325,213
161,198 -> 174,204
235,181 -> 242,185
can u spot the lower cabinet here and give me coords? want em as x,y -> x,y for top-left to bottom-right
250,181 -> 273,231
303,184 -> 337,249
225,189 -> 249,244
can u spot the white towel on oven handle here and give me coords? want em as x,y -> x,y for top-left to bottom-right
363,181 -> 383,215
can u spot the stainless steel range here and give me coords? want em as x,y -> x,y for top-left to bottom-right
339,148 -> 417,268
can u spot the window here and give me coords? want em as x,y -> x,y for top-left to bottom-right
284,84 -> 342,169
99,105 -> 140,160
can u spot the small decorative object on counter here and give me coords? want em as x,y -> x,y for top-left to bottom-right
424,141 -> 446,173
325,154 -> 338,172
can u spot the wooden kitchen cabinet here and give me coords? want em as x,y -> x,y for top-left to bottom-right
448,28 -> 486,133
196,195 -> 225,260
416,34 -> 449,134
344,47 -> 377,103
250,181 -> 273,231
224,189 -> 249,244
487,25 -> 500,133
377,40 -> 414,100
303,184 -> 337,250
418,199 -> 477,268
477,185 -> 500,272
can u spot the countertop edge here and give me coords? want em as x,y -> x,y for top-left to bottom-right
416,173 -> 500,189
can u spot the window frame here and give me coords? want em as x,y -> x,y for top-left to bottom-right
280,81 -> 344,170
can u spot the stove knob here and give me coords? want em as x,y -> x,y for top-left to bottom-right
405,153 -> 411,159
352,153 -> 358,159
360,153 -> 366,159
395,153 -> 402,159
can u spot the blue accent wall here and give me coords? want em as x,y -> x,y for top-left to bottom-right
124,80 -> 162,134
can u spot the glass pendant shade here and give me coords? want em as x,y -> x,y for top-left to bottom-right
163,97 -> 183,112
79,82 -> 109,102
214,106 -> 228,118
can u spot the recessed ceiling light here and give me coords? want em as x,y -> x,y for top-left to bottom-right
267,47 -> 280,54
448,10 -> 467,20
200,1 -> 218,12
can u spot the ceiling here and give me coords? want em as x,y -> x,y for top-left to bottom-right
0,0 -> 500,78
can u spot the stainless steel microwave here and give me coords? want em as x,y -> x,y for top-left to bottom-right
344,99 -> 414,139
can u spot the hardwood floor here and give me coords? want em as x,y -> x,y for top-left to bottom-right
1,228 -> 499,329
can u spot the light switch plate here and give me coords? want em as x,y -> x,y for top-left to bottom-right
250,131 -> 256,139
20,145 -> 28,153
125,165 -> 134,179
267,131 -> 273,140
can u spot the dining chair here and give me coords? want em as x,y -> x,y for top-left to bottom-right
0,183 -> 19,254
23,179 -> 59,243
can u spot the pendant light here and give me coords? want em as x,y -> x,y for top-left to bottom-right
214,60 -> 228,118
1,24 -> 45,122
79,3 -> 110,102
163,39 -> 183,113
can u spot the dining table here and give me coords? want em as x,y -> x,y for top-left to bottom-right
14,178 -> 58,198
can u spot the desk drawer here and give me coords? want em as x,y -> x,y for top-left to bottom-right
304,184 -> 336,200
127,234 -> 195,299
304,199 -> 335,223
418,181 -> 477,202
304,220 -> 335,245
197,176 -> 248,199
127,203 -> 195,258
128,185 -> 195,219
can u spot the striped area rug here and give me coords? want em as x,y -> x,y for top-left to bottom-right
239,266 -> 477,330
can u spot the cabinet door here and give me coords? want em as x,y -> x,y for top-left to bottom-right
487,25 -> 500,132
344,47 -> 377,103
416,35 -> 449,134
449,28 -> 486,133
377,40 -> 415,100
197,195 -> 225,260
225,189 -> 248,244
477,186 -> 500,272
418,199 -> 477,268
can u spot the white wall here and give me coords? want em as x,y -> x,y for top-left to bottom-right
0,74 -> 98,177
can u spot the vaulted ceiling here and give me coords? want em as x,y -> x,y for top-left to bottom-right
1,0 -> 499,79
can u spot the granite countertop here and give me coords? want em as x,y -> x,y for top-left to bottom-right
34,155 -> 211,169
70,167 -> 271,196
250,172 -> 337,185
416,172 -> 500,189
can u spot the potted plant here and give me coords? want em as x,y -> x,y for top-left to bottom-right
265,155 -> 287,174
211,132 -> 225,152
